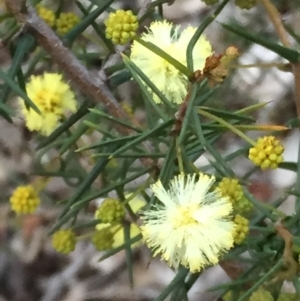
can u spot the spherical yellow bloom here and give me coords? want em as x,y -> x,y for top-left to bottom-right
36,4 -> 55,28
130,20 -> 212,104
105,10 -> 138,45
10,185 -> 40,214
92,228 -> 114,251
51,229 -> 77,254
56,12 -> 80,36
233,214 -> 249,244
20,73 -> 77,136
249,287 -> 273,301
217,178 -> 253,213
95,194 -> 146,249
140,173 -> 235,273
235,0 -> 257,10
95,198 -> 125,224
248,136 -> 284,170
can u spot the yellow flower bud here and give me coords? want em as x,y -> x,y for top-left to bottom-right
92,228 -> 114,251
10,185 -> 40,215
51,229 -> 77,254
36,4 -> 55,28
56,12 -> 80,36
104,10 -> 138,45
217,178 -> 253,213
95,198 -> 125,224
233,214 -> 249,244
248,136 -> 284,170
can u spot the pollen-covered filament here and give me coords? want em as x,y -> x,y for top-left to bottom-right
171,204 -> 199,228
35,90 -> 61,114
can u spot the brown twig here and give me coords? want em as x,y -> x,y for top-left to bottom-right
259,0 -> 290,47
292,63 -> 300,119
170,86 -> 192,136
25,4 -> 127,124
4,0 -> 158,171
260,0 -> 300,119
274,223 -> 298,281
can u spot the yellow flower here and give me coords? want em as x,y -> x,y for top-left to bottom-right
217,178 -> 253,213
130,20 -> 212,104
56,12 -> 80,36
20,73 -> 77,136
10,185 -> 40,214
233,214 -> 249,244
51,229 -> 77,254
92,228 -> 114,251
95,194 -> 146,249
105,10 -> 138,45
248,136 -> 284,170
140,173 -> 235,273
36,4 -> 55,27
95,198 -> 125,224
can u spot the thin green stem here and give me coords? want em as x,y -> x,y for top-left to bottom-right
186,0 -> 230,71
198,108 -> 256,146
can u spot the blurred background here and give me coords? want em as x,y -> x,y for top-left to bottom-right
0,0 -> 300,300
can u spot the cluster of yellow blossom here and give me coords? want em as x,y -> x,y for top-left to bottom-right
56,12 -> 80,36
92,228 -> 114,251
95,198 -> 125,224
217,177 -> 252,213
249,136 -> 284,170
36,4 -> 79,35
94,195 -> 145,250
105,10 -> 138,45
51,229 -> 77,254
233,214 -> 249,244
10,185 -> 40,214
36,4 -> 55,27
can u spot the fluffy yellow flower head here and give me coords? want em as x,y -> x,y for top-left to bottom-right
130,20 -> 212,104
20,73 -> 77,136
141,173 -> 235,273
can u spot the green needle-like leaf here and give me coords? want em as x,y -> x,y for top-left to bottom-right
221,22 -> 300,63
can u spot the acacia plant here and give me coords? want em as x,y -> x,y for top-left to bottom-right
2,0 -> 300,300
